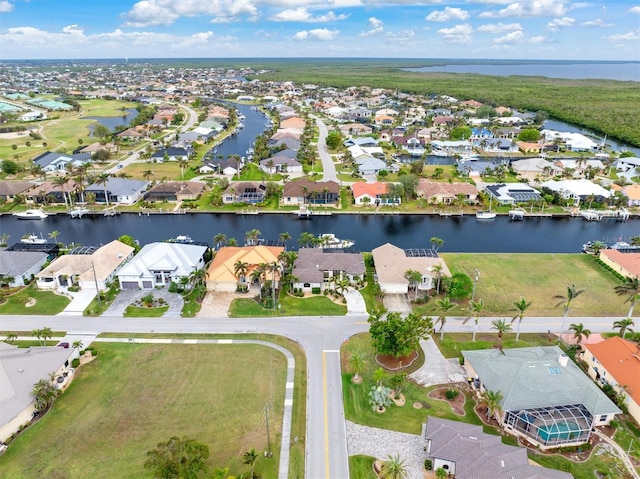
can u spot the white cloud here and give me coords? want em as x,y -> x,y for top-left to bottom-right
0,1 -> 13,13
629,6 -> 640,14
122,0 -> 258,27
546,17 -> 575,31
477,22 -> 522,33
384,29 -> 416,42
426,7 -> 469,22
437,23 -> 473,44
604,30 -> 640,41
480,0 -> 568,18
580,19 -> 614,27
292,28 -> 339,41
493,30 -> 524,43
270,7 -> 348,22
529,35 -> 545,43
359,17 -> 384,37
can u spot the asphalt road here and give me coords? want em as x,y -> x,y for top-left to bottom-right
0,313 -> 624,478
312,116 -> 338,183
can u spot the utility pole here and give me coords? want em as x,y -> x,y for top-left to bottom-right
471,269 -> 480,302
92,261 -> 100,308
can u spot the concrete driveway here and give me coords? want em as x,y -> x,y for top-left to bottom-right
383,294 -> 412,313
103,290 -> 184,317
344,287 -> 367,315
410,338 -> 466,387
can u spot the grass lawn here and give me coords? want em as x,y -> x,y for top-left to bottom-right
434,332 -> 555,359
439,253 -> 625,316
349,455 -> 377,479
123,161 -> 195,182
0,285 -> 70,315
0,342 -> 287,479
123,305 -> 169,317
229,294 -> 347,317
77,99 -> 138,117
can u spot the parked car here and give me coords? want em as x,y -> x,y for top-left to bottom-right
56,342 -> 69,349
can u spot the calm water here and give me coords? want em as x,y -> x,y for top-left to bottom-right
86,108 -> 139,132
403,62 -> 640,82
1,213 -> 638,253
207,103 -> 269,158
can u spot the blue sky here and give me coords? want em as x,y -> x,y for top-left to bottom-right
0,0 -> 638,60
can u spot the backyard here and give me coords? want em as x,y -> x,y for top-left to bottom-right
0,342 -> 288,478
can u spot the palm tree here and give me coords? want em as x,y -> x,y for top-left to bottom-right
404,269 -> 422,301
430,236 -> 444,252
482,389 -> 504,421
569,323 -> 591,345
234,261 -> 249,285
95,172 -> 111,205
41,327 -> 53,344
491,319 -> 511,342
142,169 -> 154,182
72,340 -> 83,353
244,228 -> 261,246
511,296 -> 532,341
227,237 -> 238,246
298,231 -> 315,248
435,468 -> 448,479
553,284 -> 585,340
242,448 -> 258,479
4,332 -> 17,344
0,233 -> 10,247
213,233 -> 227,249
435,297 -> 456,340
31,378 -> 59,413
48,230 -> 60,244
378,454 -> 408,479
349,350 -> 367,383
613,318 -> 635,339
32,328 -> 44,346
432,264 -> 443,295
614,277 -> 640,318
52,175 -> 70,208
463,299 -> 484,342
178,157 -> 189,179
278,231 -> 291,249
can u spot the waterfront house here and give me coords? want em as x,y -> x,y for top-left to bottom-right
280,117 -> 305,130
206,245 -> 283,292
614,156 -> 640,175
144,181 -> 205,202
416,179 -> 478,204
620,184 -> 640,207
423,417 -> 574,479
37,240 -> 134,291
117,242 -> 207,290
351,182 -> 401,206
0,181 -> 34,203
292,248 -> 365,292
85,178 -> 148,204
484,183 -> 542,205
371,243 -> 451,295
540,179 -> 611,203
598,249 -> 640,279
221,182 -> 266,204
33,151 -> 92,173
259,156 -> 303,175
150,146 -> 192,163
583,336 -> 640,425
0,249 -> 48,287
511,157 -> 562,182
199,157 -> 242,176
463,346 -> 620,450
356,156 -> 387,175
281,180 -> 340,207
0,343 -> 75,443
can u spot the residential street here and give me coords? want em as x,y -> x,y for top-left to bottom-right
312,115 -> 338,183
0,313 -> 624,478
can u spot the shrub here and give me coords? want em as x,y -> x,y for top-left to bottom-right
445,389 -> 459,400
72,358 -> 80,368
312,287 -> 321,294
424,459 -> 433,471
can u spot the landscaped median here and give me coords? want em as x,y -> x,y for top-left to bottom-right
0,333 -> 307,479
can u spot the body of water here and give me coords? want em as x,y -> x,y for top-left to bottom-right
86,108 -> 139,132
403,62 -> 640,82
206,103 -> 269,159
2,213 -> 638,254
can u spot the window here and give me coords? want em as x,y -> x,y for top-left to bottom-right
599,415 -> 608,422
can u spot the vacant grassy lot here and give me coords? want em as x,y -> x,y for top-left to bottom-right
77,99 -> 137,117
0,343 -> 287,479
440,253 -> 624,316
0,285 -> 70,315
229,294 -> 347,317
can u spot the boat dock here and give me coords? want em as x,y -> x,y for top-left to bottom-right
578,208 -> 630,222
293,206 -> 332,218
236,209 -> 260,215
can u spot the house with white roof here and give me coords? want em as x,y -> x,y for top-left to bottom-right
85,178 -> 148,204
463,346 -> 620,450
540,178 -> 611,202
484,183 -> 542,205
117,242 -> 208,290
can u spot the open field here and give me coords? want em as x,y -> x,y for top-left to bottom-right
76,99 -> 138,117
0,342 -> 287,479
439,253 -> 624,316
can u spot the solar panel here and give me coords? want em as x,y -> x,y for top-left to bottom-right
404,248 -> 438,258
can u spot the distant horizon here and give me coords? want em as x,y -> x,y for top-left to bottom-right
0,1 -> 638,61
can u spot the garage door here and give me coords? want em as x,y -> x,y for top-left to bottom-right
121,281 -> 139,290
142,281 -> 153,289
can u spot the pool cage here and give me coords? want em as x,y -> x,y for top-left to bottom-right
504,404 -> 593,448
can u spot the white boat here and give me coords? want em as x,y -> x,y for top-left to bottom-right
174,235 -> 193,244
13,209 -> 48,220
21,233 -> 47,244
476,211 -> 497,220
316,233 -> 355,249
